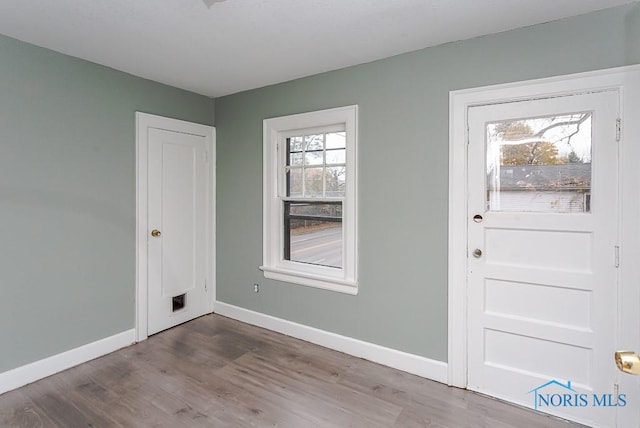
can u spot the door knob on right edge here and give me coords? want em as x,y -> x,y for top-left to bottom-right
151,229 -> 161,237
472,249 -> 482,258
616,351 -> 640,375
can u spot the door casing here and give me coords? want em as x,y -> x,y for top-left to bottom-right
135,112 -> 216,342
448,65 -> 640,427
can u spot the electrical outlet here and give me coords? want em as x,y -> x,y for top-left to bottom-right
253,283 -> 260,293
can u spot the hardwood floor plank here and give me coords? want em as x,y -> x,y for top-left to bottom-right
21,377 -> 121,427
0,390 -> 56,428
252,337 -> 354,385
218,351 -> 403,427
0,314 -> 587,427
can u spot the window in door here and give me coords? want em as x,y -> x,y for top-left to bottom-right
486,112 -> 592,213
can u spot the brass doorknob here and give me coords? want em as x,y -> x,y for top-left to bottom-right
615,351 -> 640,375
473,249 -> 482,258
151,229 -> 161,237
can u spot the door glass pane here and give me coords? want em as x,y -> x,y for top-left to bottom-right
486,112 -> 592,213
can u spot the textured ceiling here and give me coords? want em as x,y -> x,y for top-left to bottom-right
0,0 -> 635,97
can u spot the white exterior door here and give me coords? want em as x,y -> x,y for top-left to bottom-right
467,90 -> 620,426
146,127 -> 211,336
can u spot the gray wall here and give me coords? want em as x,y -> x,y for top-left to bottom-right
215,3 -> 640,362
0,34 -> 214,372
1,2 -> 638,375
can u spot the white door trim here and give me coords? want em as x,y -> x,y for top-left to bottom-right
135,112 -> 216,342
448,65 -> 640,397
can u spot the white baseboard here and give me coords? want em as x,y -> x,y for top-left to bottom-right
214,301 -> 448,384
0,329 -> 136,395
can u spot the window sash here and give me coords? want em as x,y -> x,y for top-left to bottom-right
283,200 -> 343,268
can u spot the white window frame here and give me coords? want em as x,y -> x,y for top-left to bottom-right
261,105 -> 358,294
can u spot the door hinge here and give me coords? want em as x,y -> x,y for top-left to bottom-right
616,118 -> 621,142
615,245 -> 620,268
205,279 -> 208,291
204,150 -> 209,163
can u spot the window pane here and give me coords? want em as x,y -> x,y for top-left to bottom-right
287,167 -> 302,197
285,201 -> 342,269
326,132 -> 346,149
289,136 -> 303,152
304,134 -> 324,151
289,152 -> 303,166
486,112 -> 592,213
305,150 -> 323,165
304,167 -> 324,197
326,148 -> 345,164
325,166 -> 346,197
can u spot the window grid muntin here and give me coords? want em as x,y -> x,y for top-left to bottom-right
285,130 -> 346,199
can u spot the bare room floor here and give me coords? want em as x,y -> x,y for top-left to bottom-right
0,314 -> 583,427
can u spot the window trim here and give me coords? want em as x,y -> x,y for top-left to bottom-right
261,105 -> 358,294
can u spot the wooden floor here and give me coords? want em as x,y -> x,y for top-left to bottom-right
0,314 -> 583,427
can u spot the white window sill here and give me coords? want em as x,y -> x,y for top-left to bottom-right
260,266 -> 358,295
